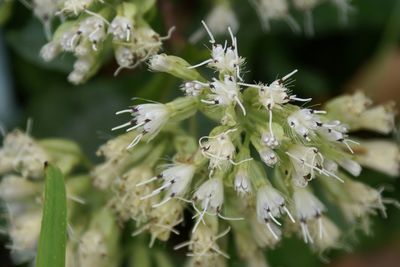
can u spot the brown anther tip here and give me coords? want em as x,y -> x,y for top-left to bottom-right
44,161 -> 49,168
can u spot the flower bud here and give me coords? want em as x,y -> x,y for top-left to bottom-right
0,175 -> 41,202
78,208 -> 120,267
355,139 -> 400,177
148,198 -> 184,243
40,41 -> 61,61
308,216 -> 341,252
325,91 -> 395,134
9,211 -> 42,262
0,130 -> 49,178
149,54 -> 203,81
109,167 -> 156,223
250,214 -> 281,248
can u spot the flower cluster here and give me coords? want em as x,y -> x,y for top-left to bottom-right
0,129 -> 123,266
91,23 -> 400,266
38,0 -> 173,84
197,0 -> 353,37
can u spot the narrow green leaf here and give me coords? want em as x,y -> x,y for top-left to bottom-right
36,163 -> 67,267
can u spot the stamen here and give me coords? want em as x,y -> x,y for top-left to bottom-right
126,121 -> 145,132
267,212 -> 281,226
283,206 -> 296,223
136,176 -> 158,187
266,222 -> 279,240
126,134 -> 143,149
201,99 -> 217,105
140,182 -> 172,200
290,96 -> 312,102
201,20 -> 215,44
188,59 -> 213,69
160,26 -> 176,41
152,197 -> 172,208
211,246 -> 230,259
218,213 -> 244,221
115,109 -> 132,115
269,109 -> 274,139
234,95 -> 246,115
300,222 -> 313,244
154,223 -> 180,235
174,240 -> 193,250
192,198 -> 209,233
67,195 -> 86,204
282,69 -> 298,81
111,121 -> 131,131
318,216 -> 324,239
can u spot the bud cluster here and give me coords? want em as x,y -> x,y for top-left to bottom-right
0,130 -> 119,265
38,1 -> 171,84
194,0 -> 354,38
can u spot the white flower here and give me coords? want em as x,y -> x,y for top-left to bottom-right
68,70 -> 85,85
337,158 -> 362,177
250,0 -> 299,32
292,0 -> 322,35
292,0 -> 321,10
78,230 -> 108,267
138,163 -> 196,207
147,199 -> 184,245
325,91 -> 395,134
78,16 -> 107,51
113,26 -> 174,75
261,132 -> 280,149
239,70 -> 310,138
9,211 -> 42,260
193,178 -> 224,214
112,103 -> 169,149
189,21 -> 243,80
74,56 -> 95,73
190,2 -> 238,43
206,2 -> 238,33
114,45 -> 135,68
33,0 -> 58,20
192,178 -> 225,232
286,145 -> 342,186
180,81 -> 205,97
0,130 -> 49,178
360,104 -> 395,134
308,215 -> 341,252
330,0 -> 353,24
234,169 -> 252,196
199,75 -> 246,115
287,108 -> 326,141
40,42 -> 61,62
59,0 -> 94,15
256,185 -> 295,227
316,120 -> 359,153
95,132 -> 137,160
60,28 -> 81,52
108,16 -> 133,41
175,223 -> 230,266
0,175 -> 41,202
259,148 -> 278,167
339,179 -> 387,226
148,54 -> 170,72
250,214 -> 282,246
199,128 -> 237,171
356,140 -> 400,177
293,187 -> 326,243
109,167 -> 155,223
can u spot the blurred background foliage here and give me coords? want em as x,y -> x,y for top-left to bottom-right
0,0 -> 399,266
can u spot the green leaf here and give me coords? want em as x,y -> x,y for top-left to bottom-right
36,163 -> 67,267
